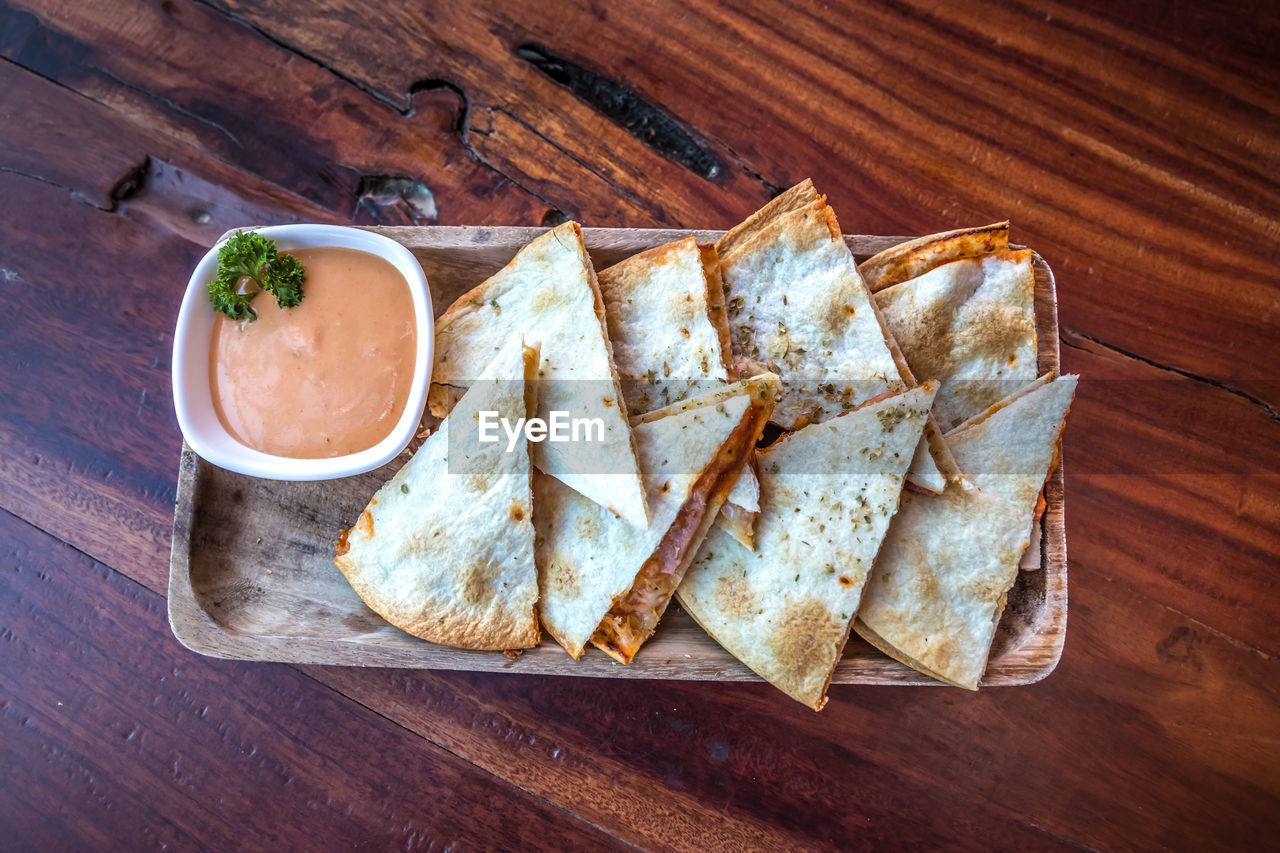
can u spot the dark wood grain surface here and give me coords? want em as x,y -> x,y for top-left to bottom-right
0,1 -> 1276,850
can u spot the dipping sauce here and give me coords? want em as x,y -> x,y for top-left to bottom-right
209,247 -> 417,458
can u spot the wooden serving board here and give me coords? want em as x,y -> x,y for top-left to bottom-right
169,226 -> 1066,685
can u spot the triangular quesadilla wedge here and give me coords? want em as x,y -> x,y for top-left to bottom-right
537,375 -> 780,662
335,338 -> 541,650
599,236 -> 760,545
429,221 -> 648,526
599,236 -> 735,414
858,221 -> 1010,293
714,182 -> 959,493
626,375 -> 765,550
854,373 -> 1078,689
677,382 -> 938,710
875,249 -> 1037,430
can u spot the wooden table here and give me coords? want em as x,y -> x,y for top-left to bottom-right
1,2 -> 1276,849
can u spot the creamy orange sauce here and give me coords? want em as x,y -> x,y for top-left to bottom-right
210,246 -> 416,458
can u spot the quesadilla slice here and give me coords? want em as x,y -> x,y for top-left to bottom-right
875,248 -> 1038,430
626,374 -> 765,550
855,373 -> 1077,689
599,236 -> 761,544
335,338 -> 541,650
715,182 -> 959,492
599,236 -> 735,414
537,375 -> 779,662
677,382 -> 938,710
858,221 -> 1010,293
429,221 -> 648,526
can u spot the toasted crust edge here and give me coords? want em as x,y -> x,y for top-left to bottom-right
715,179 -> 822,262
858,222 -> 1010,293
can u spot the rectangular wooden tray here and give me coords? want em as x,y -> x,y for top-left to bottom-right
169,226 -> 1066,685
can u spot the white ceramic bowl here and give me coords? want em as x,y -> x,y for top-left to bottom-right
172,224 -> 433,480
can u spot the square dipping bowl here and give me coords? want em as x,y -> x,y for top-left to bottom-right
172,224 -> 433,480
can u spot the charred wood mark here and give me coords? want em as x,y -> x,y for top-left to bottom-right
355,175 -> 438,225
516,43 -> 723,181
1154,625 -> 1203,671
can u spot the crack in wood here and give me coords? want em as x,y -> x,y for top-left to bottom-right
108,156 -> 150,207
516,43 -> 723,182
87,61 -> 244,148
1060,327 -> 1280,425
5,5 -> 558,229
481,104 -> 662,222
59,1 -> 660,228
0,165 -> 91,202
191,0 -> 407,113
198,4 -> 544,225
403,80 -> 570,224
0,160 -> 144,215
405,78 -> 467,125
700,130 -> 785,196
1021,820 -> 1102,853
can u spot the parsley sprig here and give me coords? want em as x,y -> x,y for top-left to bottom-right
208,231 -> 307,321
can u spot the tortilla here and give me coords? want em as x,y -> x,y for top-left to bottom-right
858,221 -> 1010,293
875,249 -> 1038,430
599,237 -> 757,540
626,373 -> 764,549
869,293 -> 958,494
715,455 -> 760,549
335,338 -> 541,650
429,221 -> 648,526
854,373 -> 1078,689
598,235 -> 735,417
677,382 -> 938,710
715,179 -> 822,262
715,182 -> 959,492
537,375 -> 779,661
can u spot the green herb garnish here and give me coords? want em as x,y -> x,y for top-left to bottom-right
209,231 -> 307,321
